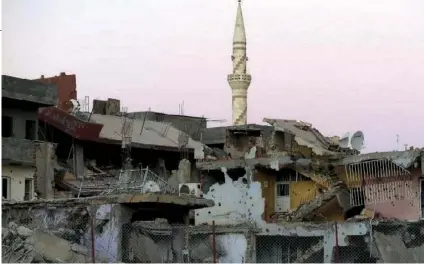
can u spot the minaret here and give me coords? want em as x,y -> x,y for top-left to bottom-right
228,0 -> 251,126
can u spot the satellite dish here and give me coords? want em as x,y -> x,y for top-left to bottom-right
350,131 -> 365,151
339,132 -> 350,148
69,99 -> 81,114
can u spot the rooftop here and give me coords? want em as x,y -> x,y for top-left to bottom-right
89,113 -> 204,151
2,75 -> 57,106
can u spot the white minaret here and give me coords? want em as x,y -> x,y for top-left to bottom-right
228,0 -> 251,126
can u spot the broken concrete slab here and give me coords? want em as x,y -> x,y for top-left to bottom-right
2,222 -> 108,263
288,181 -> 350,221
373,231 -> 424,262
337,149 -> 423,168
2,192 -> 214,210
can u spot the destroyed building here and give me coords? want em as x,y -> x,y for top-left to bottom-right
2,193 -> 214,263
3,1 -> 424,263
193,118 -> 424,262
196,118 -> 424,223
2,75 -> 58,201
36,96 -> 208,199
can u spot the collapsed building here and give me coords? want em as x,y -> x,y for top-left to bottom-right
194,118 -> 424,262
3,1 -> 424,263
36,97 -> 208,199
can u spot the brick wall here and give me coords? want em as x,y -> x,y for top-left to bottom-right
35,72 -> 77,111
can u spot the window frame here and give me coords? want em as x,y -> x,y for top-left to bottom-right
24,178 -> 33,201
276,182 -> 290,197
25,119 -> 36,140
2,115 -> 14,137
2,176 -> 11,200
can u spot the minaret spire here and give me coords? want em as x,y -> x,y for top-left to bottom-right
228,0 -> 251,125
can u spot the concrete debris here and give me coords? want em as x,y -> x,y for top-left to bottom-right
2,221 -> 108,263
167,159 -> 192,190
128,232 -> 163,263
374,231 -> 424,263
288,181 -> 350,221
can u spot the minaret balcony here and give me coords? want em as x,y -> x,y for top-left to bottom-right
227,74 -> 252,82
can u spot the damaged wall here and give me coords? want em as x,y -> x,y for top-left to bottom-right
195,167 -> 264,226
35,142 -> 56,199
364,171 -> 421,221
2,165 -> 35,201
224,127 -> 272,160
254,170 -> 275,221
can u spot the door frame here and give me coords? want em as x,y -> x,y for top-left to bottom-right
275,181 -> 290,213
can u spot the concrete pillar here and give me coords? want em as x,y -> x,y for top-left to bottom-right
323,229 -> 335,263
73,142 -> 85,179
245,231 -> 257,263
35,142 -> 55,199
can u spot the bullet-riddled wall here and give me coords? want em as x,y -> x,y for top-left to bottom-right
255,169 -> 345,222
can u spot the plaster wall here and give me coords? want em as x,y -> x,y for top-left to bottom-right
216,234 -> 247,262
2,107 -> 38,140
290,181 -> 317,210
2,165 -> 35,201
255,171 -> 275,221
195,167 -> 264,226
365,174 -> 421,221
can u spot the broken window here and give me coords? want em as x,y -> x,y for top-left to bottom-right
2,116 -> 13,137
24,179 -> 33,201
276,183 -> 290,196
25,120 -> 36,140
2,177 -> 11,200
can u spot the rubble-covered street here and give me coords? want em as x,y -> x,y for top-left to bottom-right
2,221 -> 108,263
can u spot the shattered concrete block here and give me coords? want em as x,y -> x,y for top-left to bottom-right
17,226 -> 33,237
8,221 -> 18,230
128,232 -> 162,263
2,228 -> 10,240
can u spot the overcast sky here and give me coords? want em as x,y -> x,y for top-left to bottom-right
3,0 -> 424,152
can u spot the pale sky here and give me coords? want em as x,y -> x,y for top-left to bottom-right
3,0 -> 424,152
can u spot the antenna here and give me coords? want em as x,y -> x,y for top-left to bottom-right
178,101 -> 190,160
396,134 -> 400,151
121,106 -> 134,169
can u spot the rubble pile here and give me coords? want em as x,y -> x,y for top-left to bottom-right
2,221 -> 105,263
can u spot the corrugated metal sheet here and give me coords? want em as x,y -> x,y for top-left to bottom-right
89,114 -> 203,150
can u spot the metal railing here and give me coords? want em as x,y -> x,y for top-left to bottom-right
97,167 -> 177,196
